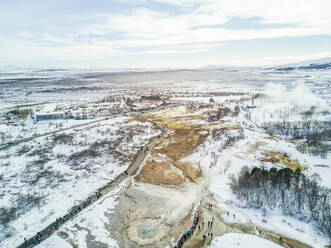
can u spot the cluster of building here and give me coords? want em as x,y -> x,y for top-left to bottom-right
131,100 -> 168,111
34,101 -> 125,122
33,99 -> 169,122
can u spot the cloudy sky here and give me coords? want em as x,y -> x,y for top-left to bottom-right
1,0 -> 331,68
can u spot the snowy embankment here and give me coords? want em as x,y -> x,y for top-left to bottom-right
208,233 -> 283,248
40,180 -> 129,248
205,128 -> 329,248
0,117 -> 160,247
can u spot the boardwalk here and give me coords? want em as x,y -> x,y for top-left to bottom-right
16,116 -> 165,248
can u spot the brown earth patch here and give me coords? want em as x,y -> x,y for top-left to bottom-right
157,128 -> 204,161
140,111 -> 209,185
174,161 -> 200,182
140,111 -> 241,185
138,160 -> 185,186
221,124 -> 242,130
262,151 -> 307,171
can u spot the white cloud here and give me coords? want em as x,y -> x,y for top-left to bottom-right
17,31 -> 33,38
79,0 -> 331,50
199,0 -> 331,27
82,8 -> 228,37
0,36 -> 123,62
2,0 -> 331,66
120,0 -> 331,28
41,34 -> 76,45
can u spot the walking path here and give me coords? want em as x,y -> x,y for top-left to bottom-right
16,116 -> 166,248
178,190 -> 312,248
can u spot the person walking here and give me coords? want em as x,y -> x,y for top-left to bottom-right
37,232 -> 41,243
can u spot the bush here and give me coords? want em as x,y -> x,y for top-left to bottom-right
8,108 -> 32,119
141,95 -> 161,101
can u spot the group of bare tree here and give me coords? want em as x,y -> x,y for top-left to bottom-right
260,120 -> 331,159
231,167 -> 331,238
208,105 -> 241,122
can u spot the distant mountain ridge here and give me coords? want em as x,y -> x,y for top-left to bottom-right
274,57 -> 331,71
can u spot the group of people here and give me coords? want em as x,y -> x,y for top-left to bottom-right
226,211 -> 236,219
202,216 -> 214,242
202,232 -> 214,240
207,203 -> 214,209
95,191 -> 102,199
173,215 -> 201,248
31,232 -> 42,245
23,190 -> 103,247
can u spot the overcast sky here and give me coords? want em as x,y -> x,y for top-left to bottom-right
1,0 -> 331,68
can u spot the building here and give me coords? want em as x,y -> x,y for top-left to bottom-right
131,100 -> 167,111
72,111 -> 94,120
35,112 -> 65,122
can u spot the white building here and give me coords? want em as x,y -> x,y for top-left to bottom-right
35,112 -> 65,122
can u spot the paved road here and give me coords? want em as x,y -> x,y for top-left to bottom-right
1,104 -> 174,151
0,115 -> 123,151
16,116 -> 166,248
0,102 -> 50,111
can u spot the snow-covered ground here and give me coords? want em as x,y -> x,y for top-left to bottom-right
182,127 -> 329,247
1,66 -> 330,247
187,129 -> 328,247
208,233 -> 283,248
0,117 -> 106,143
39,180 -> 129,248
0,117 -> 160,247
180,87 -> 330,247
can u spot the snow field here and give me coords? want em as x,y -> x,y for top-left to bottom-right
208,233 -> 283,248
